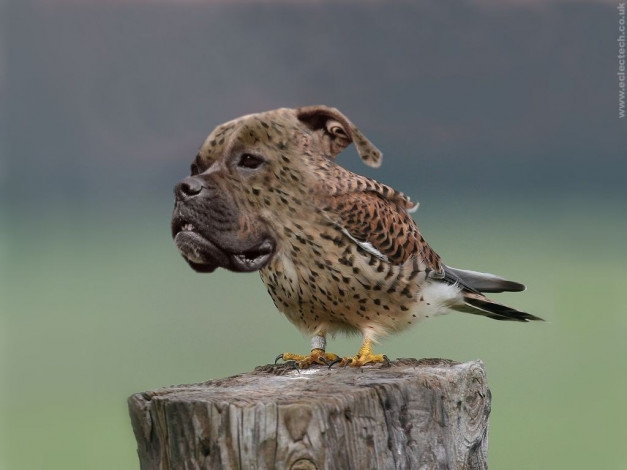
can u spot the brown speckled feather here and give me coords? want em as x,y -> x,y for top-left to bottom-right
322,190 -> 441,270
312,161 -> 441,270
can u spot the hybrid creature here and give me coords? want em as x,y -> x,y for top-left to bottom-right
171,106 -> 542,368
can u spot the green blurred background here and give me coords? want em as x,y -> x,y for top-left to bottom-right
1,1 -> 625,468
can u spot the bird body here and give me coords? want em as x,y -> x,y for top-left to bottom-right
172,105 -> 542,367
259,156 -> 538,349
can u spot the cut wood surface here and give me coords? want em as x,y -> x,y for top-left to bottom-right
128,358 -> 491,470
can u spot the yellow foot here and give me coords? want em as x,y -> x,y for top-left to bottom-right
275,349 -> 340,369
337,352 -> 390,367
333,338 -> 390,367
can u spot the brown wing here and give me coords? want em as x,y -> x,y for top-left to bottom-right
323,190 -> 442,270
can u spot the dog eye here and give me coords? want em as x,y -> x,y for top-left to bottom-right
237,153 -> 264,170
190,163 -> 199,176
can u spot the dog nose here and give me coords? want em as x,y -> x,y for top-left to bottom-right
174,176 -> 204,200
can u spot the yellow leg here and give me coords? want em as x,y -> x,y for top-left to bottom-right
339,338 -> 389,367
275,331 -> 340,369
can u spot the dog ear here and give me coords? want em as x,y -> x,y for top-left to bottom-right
296,105 -> 382,167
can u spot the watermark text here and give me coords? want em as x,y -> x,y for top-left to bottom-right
619,3 -> 626,118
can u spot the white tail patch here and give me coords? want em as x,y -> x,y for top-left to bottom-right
414,281 -> 464,319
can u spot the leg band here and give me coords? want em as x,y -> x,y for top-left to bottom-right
310,335 -> 326,352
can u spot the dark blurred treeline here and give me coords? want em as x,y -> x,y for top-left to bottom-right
3,0 -> 623,209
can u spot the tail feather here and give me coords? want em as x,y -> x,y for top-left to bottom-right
455,293 -> 544,322
444,265 -> 525,293
439,265 -> 543,321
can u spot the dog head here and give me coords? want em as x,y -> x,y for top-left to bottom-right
171,105 -> 383,273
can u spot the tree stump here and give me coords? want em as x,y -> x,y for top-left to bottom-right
128,358 -> 490,470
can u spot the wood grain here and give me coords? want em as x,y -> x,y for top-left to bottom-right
128,358 -> 490,469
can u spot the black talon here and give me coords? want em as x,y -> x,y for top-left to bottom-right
275,354 -> 284,364
342,358 -> 353,368
318,357 -> 331,367
328,358 -> 342,369
382,355 -> 391,368
284,360 -> 300,371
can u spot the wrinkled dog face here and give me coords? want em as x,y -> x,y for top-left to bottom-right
171,106 -> 382,274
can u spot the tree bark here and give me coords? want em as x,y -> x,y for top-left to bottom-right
128,358 -> 490,470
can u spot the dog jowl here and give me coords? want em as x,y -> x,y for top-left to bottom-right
171,105 -> 381,275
